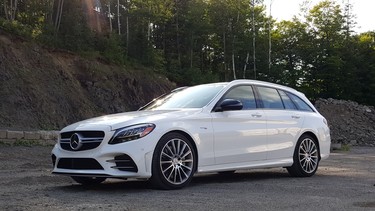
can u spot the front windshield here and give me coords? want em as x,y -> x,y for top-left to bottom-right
141,84 -> 226,110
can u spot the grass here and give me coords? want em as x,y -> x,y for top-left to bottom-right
341,144 -> 351,151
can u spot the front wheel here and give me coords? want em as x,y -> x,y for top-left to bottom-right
150,132 -> 197,190
71,176 -> 106,185
287,135 -> 320,177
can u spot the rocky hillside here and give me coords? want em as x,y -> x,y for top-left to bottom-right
315,98 -> 375,147
1,32 -> 374,147
0,32 -> 174,130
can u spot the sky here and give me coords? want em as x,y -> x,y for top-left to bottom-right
263,0 -> 375,33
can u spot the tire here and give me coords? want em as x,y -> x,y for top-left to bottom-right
150,132 -> 197,190
287,134 -> 320,177
71,176 -> 106,185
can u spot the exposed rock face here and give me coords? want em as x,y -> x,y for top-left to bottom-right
315,98 -> 375,147
0,33 -> 174,130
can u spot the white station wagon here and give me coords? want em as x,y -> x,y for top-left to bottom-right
52,80 -> 331,189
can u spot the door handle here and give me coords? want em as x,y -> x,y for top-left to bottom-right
251,113 -> 262,118
291,115 -> 300,119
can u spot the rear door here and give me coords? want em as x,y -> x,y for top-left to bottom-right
256,86 -> 304,160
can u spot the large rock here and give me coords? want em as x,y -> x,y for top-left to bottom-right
315,98 -> 375,147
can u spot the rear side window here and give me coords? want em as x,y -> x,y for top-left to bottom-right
279,90 -> 297,110
222,86 -> 257,110
287,93 -> 314,112
257,87 -> 284,109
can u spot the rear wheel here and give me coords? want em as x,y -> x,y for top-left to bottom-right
287,134 -> 320,177
71,176 -> 106,185
150,132 -> 197,190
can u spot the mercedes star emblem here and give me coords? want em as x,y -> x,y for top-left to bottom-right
70,133 -> 83,150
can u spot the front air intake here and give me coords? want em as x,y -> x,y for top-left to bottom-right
108,154 -> 138,172
57,158 -> 104,170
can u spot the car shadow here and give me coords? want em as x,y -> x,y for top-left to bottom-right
191,170 -> 290,186
49,169 -> 291,192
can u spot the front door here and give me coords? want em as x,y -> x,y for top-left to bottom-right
211,85 -> 268,164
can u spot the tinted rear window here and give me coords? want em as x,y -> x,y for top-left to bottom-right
287,93 -> 314,112
257,86 -> 284,109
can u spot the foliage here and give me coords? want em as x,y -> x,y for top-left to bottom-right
0,0 -> 375,105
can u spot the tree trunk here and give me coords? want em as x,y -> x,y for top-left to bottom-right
147,5 -> 151,41
13,0 -> 18,21
108,1 -> 112,32
117,0 -> 121,35
57,0 -> 64,32
4,0 -> 18,21
252,0 -> 256,79
175,2 -> 181,68
48,0 -> 54,24
147,20 -> 151,41
223,31 -> 227,80
54,0 -> 61,28
268,0 -> 273,75
54,0 -> 64,33
243,52 -> 249,79
231,20 -> 236,80
232,53 -> 236,79
4,2 -> 9,20
190,33 -> 194,68
126,13 -> 129,56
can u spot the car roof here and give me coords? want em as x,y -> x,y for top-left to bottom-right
228,79 -> 298,92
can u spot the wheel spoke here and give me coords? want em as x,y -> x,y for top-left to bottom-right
167,167 -> 175,180
162,152 -> 173,160
306,140 -> 311,152
308,161 -> 314,172
173,166 -> 178,183
311,158 -> 317,165
162,164 -> 173,173
179,143 -> 187,157
165,145 -> 174,156
176,139 -> 181,155
181,151 -> 192,159
300,143 -> 307,154
177,168 -> 183,183
180,167 -> 189,178
171,140 -> 177,154
182,159 -> 193,163
181,164 -> 192,171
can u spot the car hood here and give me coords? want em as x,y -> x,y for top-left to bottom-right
61,109 -> 202,132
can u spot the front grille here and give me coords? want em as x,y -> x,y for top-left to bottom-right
60,131 -> 105,151
57,158 -> 104,170
107,154 -> 138,172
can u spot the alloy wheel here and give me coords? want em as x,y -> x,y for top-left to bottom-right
298,138 -> 319,173
159,138 -> 194,185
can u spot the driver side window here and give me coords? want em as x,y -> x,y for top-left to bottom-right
222,86 -> 257,110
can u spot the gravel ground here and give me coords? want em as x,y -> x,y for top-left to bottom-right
0,146 -> 374,211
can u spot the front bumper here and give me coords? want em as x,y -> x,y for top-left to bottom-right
51,130 -> 158,179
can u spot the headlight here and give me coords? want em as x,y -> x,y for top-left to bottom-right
109,124 -> 155,144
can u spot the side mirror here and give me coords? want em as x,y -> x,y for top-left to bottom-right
215,99 -> 243,112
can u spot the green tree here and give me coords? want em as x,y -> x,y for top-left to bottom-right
303,0 -> 347,99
